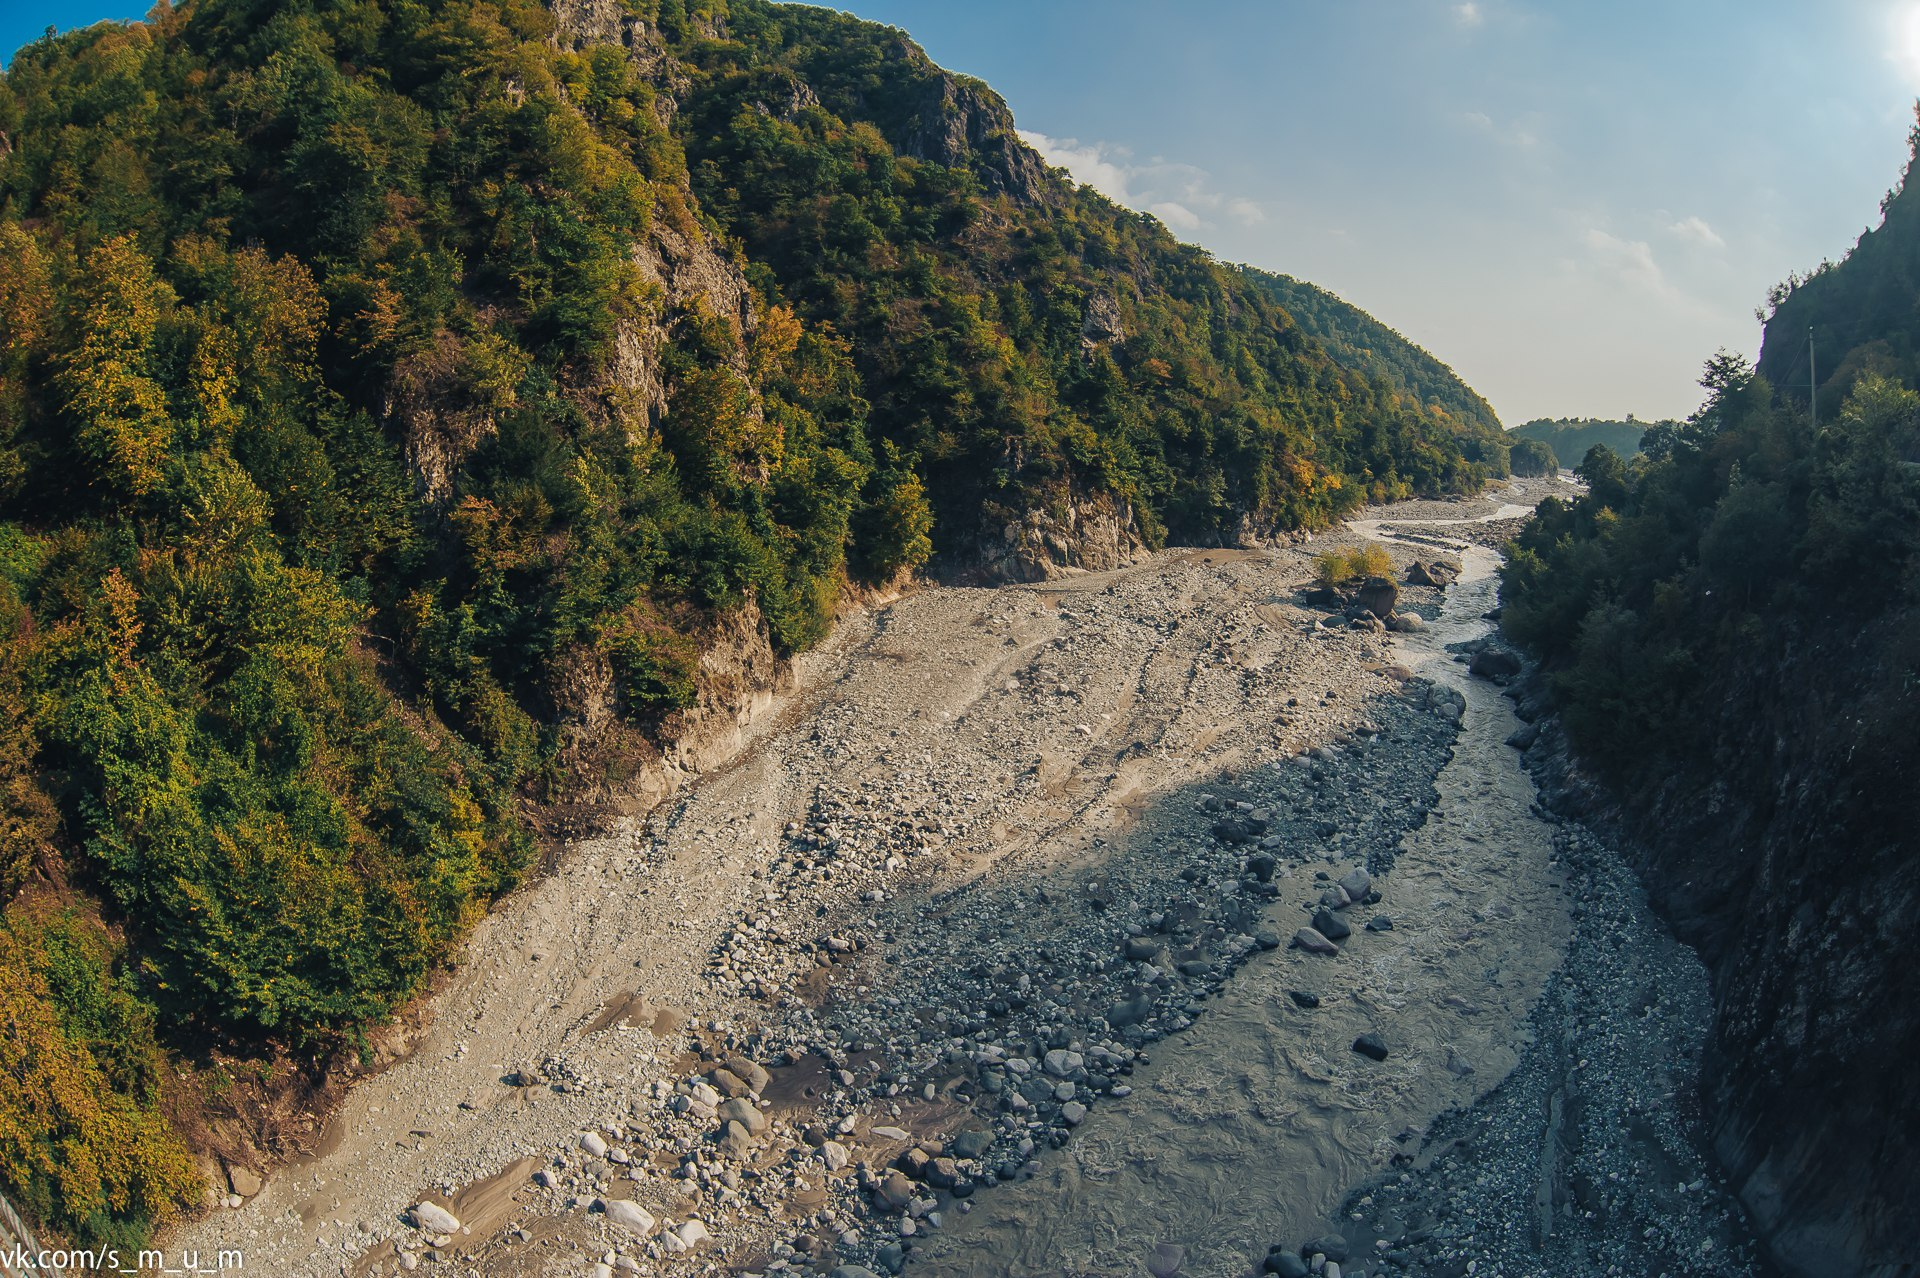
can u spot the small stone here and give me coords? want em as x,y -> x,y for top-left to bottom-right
821,1140 -> 851,1172
673,1219 -> 709,1248
1365,916 -> 1394,932
1351,1034 -> 1389,1062
1338,868 -> 1372,903
871,1124 -> 911,1141
1288,990 -> 1320,1009
580,1132 -> 610,1159
1043,1049 -> 1084,1077
1254,929 -> 1282,951
1106,994 -> 1154,1028
1061,1102 -> 1088,1126
1148,1242 -> 1187,1278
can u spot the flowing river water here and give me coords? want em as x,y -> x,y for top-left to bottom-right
909,512 -> 1574,1278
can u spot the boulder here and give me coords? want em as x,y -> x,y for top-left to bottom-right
708,1068 -> 751,1098
1264,1250 -> 1310,1277
224,1161 -> 262,1198
1470,647 -> 1523,680
1355,576 -> 1399,619
1388,612 -> 1425,633
875,1170 -> 914,1211
602,1199 -> 655,1234
1352,1034 -> 1390,1062
821,1140 -> 851,1172
1291,928 -> 1340,956
718,1120 -> 754,1158
1311,908 -> 1352,941
1338,867 -> 1372,903
1302,1234 -> 1351,1263
950,1129 -> 993,1160
1408,560 -> 1458,587
724,1057 -> 772,1094
1105,993 -> 1154,1028
411,1202 -> 461,1234
716,1097 -> 766,1134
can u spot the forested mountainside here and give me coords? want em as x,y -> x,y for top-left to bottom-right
1507,415 -> 1658,470
1757,118 -> 1920,408
1245,269 -> 1503,440
1500,137 -> 1920,1276
0,0 -> 1507,1246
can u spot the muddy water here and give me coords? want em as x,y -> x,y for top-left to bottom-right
912,528 -> 1572,1278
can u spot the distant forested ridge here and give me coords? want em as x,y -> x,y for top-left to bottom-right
1507,416 -> 1659,469
0,0 -> 1506,1245
1499,124 -> 1920,1278
1247,270 -> 1503,440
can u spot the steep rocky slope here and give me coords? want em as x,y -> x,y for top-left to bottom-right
1501,139 -> 1920,1271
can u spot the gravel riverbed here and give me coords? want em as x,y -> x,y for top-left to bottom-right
166,478 -> 1759,1278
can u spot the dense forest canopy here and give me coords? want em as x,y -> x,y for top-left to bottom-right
0,0 -> 1505,1243
1245,270 -> 1504,441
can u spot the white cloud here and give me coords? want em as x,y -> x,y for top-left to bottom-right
1226,197 -> 1268,226
1454,2 -> 1484,27
1667,215 -> 1725,249
1583,228 -> 1670,294
1150,201 -> 1202,231
1461,109 -> 1541,151
1020,130 -> 1267,234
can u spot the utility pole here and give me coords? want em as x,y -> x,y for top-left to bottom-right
1809,325 -> 1817,429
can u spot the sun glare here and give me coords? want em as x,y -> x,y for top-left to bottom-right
1891,3 -> 1920,84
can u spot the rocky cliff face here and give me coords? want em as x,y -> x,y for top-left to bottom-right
964,491 -> 1146,582
1519,618 -> 1920,1278
886,44 -> 1047,204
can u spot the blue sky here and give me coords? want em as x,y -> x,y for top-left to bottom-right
8,1 -> 1919,423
